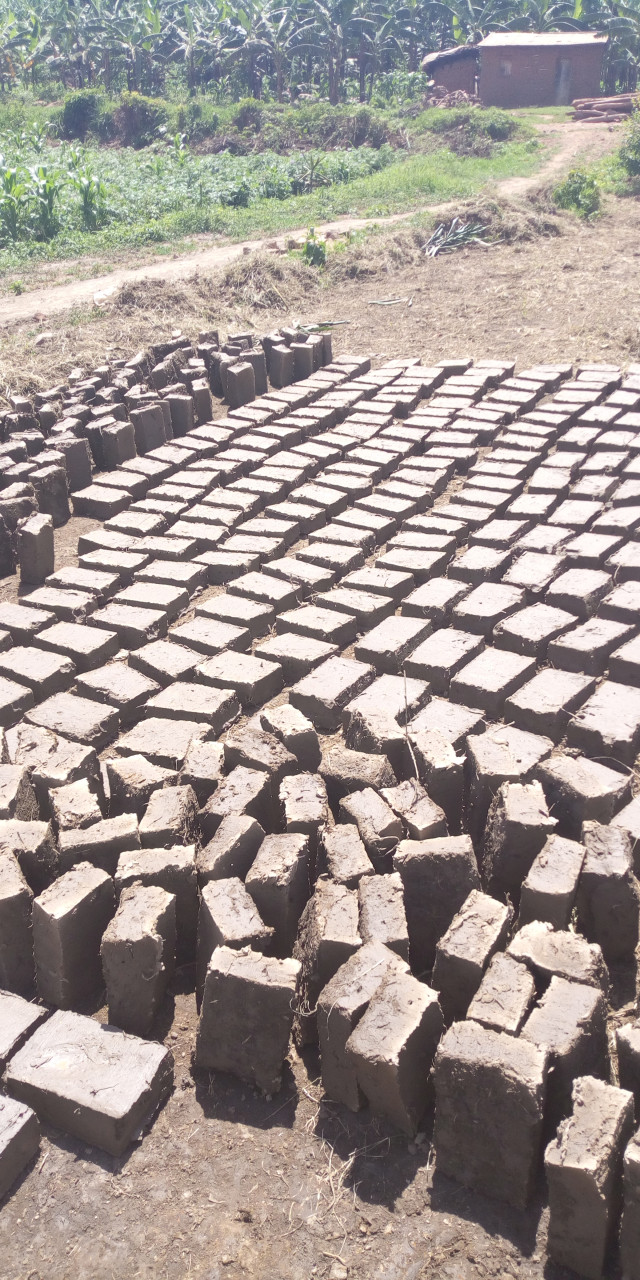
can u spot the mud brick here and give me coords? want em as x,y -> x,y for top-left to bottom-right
72,483 -> 130,520
79,548 -> 150,582
537,753 -> 631,839
203,487 -> 259,516
345,970 -> 443,1136
433,1020 -> 547,1209
245,832 -> 311,957
291,656 -> 373,733
493,602 -> 577,658
22,585 -> 96,624
264,556 -> 336,595
509,921 -> 608,993
0,853 -> 34,995
116,716 -> 207,770
136,534 -> 199,563
601,580 -> 640,625
277,603 -> 357,647
113,581 -> 189,625
228,569 -> 300,613
32,862 -> 114,1007
617,1023 -> 640,1111
87,602 -> 167,649
224,722 -> 297,787
321,825 -> 374,887
195,946 -> 299,1093
49,778 -> 102,831
450,647 -> 535,717
452,582 -> 525,636
592,505 -> 640,537
483,780 -> 556,907
336,505 -> 397,541
0,989 -> 48,1069
399,578 -> 469,624
0,1094 -> 39,1198
393,835 -> 480,973
0,675 -> 33,729
505,667 -> 595,742
177,739 -> 222,807
432,890 -> 512,1024
570,474 -> 619,504
544,567 -> 611,620
75,664 -> 157,725
549,616 -> 633,676
293,878 -> 361,1044
58,814 -> 139,877
373,548 -> 447,585
404,628 -> 483,695
357,871 -> 409,960
47,565 -> 120,601
198,650 -> 283,706
106,510 -> 165,540
380,780 -> 447,842
408,729 -> 463,834
570,680 -> 640,765
27,691 -> 119,749
199,766 -> 272,839
389,531 -> 456,557
516,523 -> 572,554
466,725 -> 553,846
146,685 -> 238,738
545,1075 -> 634,1280
467,952 -> 535,1035
0,605 -> 50,646
197,815 -> 264,886
609,633 -> 640,686
520,834 -> 586,929
4,1008 -> 172,1155
408,697 -> 485,751
339,790 -> 403,873
115,844 -> 197,962
502,552 -> 566,597
196,878 -> 272,1002
257,707 -> 318,774
522,976 -> 608,1129
296,541 -> 365,575
470,518 -> 530,549
353,616 -> 431,676
317,941 -> 409,1110
448,546 -> 510,585
0,819 -> 57,893
607,541 -> 640,582
576,821 -> 639,964
31,740 -> 101,816
612,796 -> 640,869
253,642 -> 336,696
280,772 -> 329,853
101,884 -> 175,1036
140,785 -> 198,849
128,641 -> 196,688
197,595 -> 274,641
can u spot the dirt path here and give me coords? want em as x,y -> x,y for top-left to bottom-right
0,120 -> 618,327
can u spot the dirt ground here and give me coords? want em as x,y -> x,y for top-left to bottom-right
0,119 -> 638,1280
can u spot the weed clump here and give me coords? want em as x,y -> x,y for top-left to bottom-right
619,110 -> 640,179
553,169 -> 601,219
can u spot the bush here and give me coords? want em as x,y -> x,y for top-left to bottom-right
619,109 -> 640,178
553,168 -> 601,219
59,89 -> 106,140
113,92 -> 168,148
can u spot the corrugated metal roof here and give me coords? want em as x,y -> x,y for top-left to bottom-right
422,46 -> 478,68
480,31 -> 608,48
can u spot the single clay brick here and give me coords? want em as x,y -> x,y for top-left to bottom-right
293,877 -> 361,1044
576,821 -> 640,964
432,889 -> 513,1023
467,952 -> 536,1035
521,976 -> 609,1128
519,834 -> 586,929
101,883 -> 176,1035
358,872 -> 409,960
0,852 -> 34,996
245,833 -> 311,957
338,790 -> 403,873
196,878 -> 273,1000
196,815 -> 264,886
393,835 -> 481,973
508,921 -> 609,992
482,780 -> 556,907
32,862 -> 115,1007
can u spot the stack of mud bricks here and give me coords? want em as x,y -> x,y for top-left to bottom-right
1,346 -> 640,1280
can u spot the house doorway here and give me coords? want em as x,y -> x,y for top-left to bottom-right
555,56 -> 573,104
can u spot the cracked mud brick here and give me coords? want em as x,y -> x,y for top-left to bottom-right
545,1075 -> 634,1280
27,691 -> 119,750
179,738 -> 224,806
115,844 -> 197,963
116,717 -> 208,770
536,753 -> 631,839
58,814 -> 140,877
199,766 -> 272,840
404,627 -> 483,695
225,723 -> 297,787
433,1020 -> 548,1209
0,989 -> 49,1070
4,1009 -> 173,1156
317,941 -> 409,1111
508,921 -> 609,991
195,946 -> 300,1094
393,835 -> 480,974
0,1095 -> 40,1200
482,781 -> 556,906
380,780 -> 447,842
521,976 -> 609,1129
450,647 -> 535,717
505,668 -> 596,741
196,878 -> 273,1001
49,778 -> 102,832
280,773 -> 329,860
0,853 -> 34,996
345,971 -> 443,1136
106,754 -> 178,817
32,862 -> 115,1008
291,656 -> 374,733
357,871 -> 409,961
353,616 -> 431,676
320,825 -> 374,888
197,815 -> 264,887
139,784 -> 198,849
613,796 -> 640,870
520,834 -> 586,930
0,819 -> 57,894
101,884 -> 176,1036
567,680 -> 640,766
576,821 -> 640,964
260,705 -> 320,772
338,790 -> 403,873
467,953 -> 536,1035
245,833 -> 311,957
432,888 -> 512,1024
293,878 -> 361,1045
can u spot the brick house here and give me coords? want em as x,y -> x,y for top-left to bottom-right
423,32 -> 608,107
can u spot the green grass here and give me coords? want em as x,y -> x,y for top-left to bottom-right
0,136 -> 541,280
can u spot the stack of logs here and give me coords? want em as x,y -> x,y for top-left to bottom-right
571,93 -> 640,123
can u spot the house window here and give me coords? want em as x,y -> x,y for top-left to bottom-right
500,59 -> 512,77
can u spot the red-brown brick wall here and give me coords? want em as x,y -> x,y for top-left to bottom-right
479,45 -> 603,107
432,59 -> 477,95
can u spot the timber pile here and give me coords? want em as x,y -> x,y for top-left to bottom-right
571,92 -> 640,123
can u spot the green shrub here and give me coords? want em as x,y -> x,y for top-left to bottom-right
233,100 -> 263,132
553,168 -> 601,218
619,109 -> 640,178
301,227 -> 326,267
113,92 -> 168,148
59,89 -> 106,140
